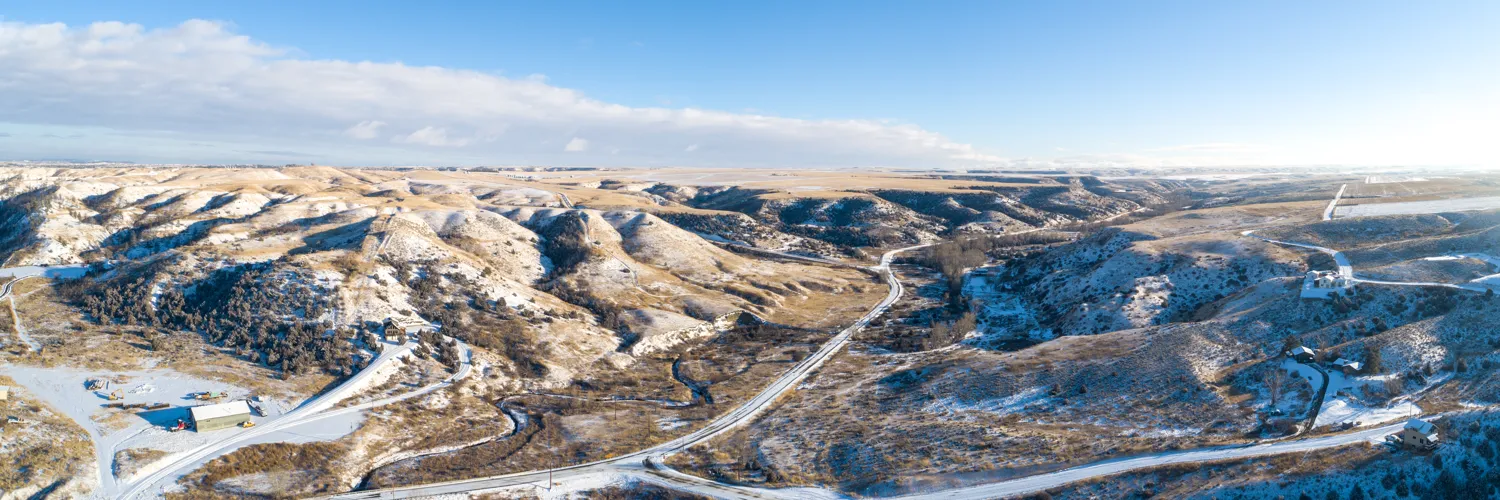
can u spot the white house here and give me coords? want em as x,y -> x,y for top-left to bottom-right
1301,271 -> 1354,299
1333,358 -> 1363,374
1393,419 -> 1439,449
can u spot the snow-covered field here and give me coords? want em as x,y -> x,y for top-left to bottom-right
1276,358 -> 1426,430
1337,195 -> 1500,218
1316,399 -> 1420,428
0,365 -> 279,497
1,337 -> 420,498
0,264 -> 89,279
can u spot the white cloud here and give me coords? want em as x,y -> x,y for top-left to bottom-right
343,120 -> 385,140
684,144 -> 699,152
393,126 -> 470,147
563,137 -> 588,152
0,19 -> 1002,167
1145,142 -> 1268,154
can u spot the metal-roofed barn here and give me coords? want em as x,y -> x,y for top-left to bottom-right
189,400 -> 252,432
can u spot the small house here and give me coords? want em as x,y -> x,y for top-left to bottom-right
189,400 -> 252,432
1288,346 -> 1317,363
1393,419 -> 1439,450
383,316 -> 432,343
1333,358 -> 1363,375
1301,270 -> 1354,300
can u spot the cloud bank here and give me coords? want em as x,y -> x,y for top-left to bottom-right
0,19 -> 1004,167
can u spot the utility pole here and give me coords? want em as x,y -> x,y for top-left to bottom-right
548,426 -> 555,490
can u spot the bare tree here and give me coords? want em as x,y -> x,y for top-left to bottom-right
1264,368 -> 1286,406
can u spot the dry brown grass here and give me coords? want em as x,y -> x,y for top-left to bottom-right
114,447 -> 170,480
351,319 -> 858,488
1053,441 -> 1384,498
171,442 -> 350,499
1122,200 -> 1325,238
577,483 -> 714,499
669,337 -> 1260,497
8,277 -> 50,296
0,375 -> 94,494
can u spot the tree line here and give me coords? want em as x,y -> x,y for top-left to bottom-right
57,258 -> 365,378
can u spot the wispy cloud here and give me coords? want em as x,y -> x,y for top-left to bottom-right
563,137 -> 589,152
393,126 -> 471,147
343,120 -> 385,140
1145,142 -> 1268,154
0,19 -> 1000,167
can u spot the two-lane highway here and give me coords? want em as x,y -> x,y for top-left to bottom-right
322,239 -> 1438,500
319,243 -> 930,499
122,339 -> 473,499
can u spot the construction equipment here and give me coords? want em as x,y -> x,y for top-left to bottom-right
107,389 -> 124,401
239,420 -> 256,429
194,391 -> 227,401
167,418 -> 188,432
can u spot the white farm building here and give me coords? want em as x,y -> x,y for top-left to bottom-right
190,400 -> 252,432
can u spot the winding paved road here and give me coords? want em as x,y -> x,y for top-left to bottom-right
318,243 -> 928,500
8,237 -> 1441,499
0,264 -> 89,301
889,421 -> 1405,500
121,339 -> 473,499
318,239 -> 1439,500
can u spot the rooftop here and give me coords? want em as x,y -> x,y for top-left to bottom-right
1405,419 -> 1437,435
385,316 -> 431,328
189,400 -> 251,421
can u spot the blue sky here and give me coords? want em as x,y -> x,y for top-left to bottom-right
1,1 -> 1498,167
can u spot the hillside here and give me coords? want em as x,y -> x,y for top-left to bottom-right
532,173 -> 1185,258
0,166 -> 888,497
669,183 -> 1500,498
